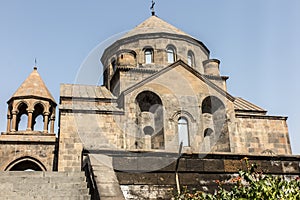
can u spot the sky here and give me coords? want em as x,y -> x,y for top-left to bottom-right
0,0 -> 299,154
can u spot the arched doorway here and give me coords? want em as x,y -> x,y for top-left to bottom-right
5,157 -> 46,171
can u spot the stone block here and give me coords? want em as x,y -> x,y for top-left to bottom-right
157,173 -> 176,185
203,159 -> 224,172
224,159 -> 242,172
122,172 -> 158,185
186,159 -> 204,171
137,157 -> 177,172
282,161 -> 300,173
113,157 -> 138,172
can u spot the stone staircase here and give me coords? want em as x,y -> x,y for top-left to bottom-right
0,171 -> 91,200
88,154 -> 125,200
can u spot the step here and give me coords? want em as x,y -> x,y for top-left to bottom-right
0,188 -> 90,196
0,171 -> 91,200
1,181 -> 88,191
0,171 -> 85,177
2,195 -> 91,200
0,176 -> 86,183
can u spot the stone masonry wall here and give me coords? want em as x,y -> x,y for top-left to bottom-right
104,36 -> 209,92
58,112 -> 83,172
122,65 -> 236,153
112,153 -> 300,200
0,135 -> 56,171
233,116 -> 291,155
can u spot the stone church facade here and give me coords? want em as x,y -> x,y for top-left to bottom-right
0,14 -> 298,199
59,15 -> 291,164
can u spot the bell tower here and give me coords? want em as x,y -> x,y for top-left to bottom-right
6,67 -> 56,134
0,66 -> 58,171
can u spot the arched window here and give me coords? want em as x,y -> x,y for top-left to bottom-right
167,46 -> 176,63
203,128 -> 214,152
32,103 -> 44,131
144,49 -> 153,64
187,51 -> 195,67
18,114 -> 28,131
16,102 -> 28,131
178,117 -> 189,146
204,128 -> 213,137
34,115 -> 44,131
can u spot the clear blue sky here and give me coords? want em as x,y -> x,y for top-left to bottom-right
0,0 -> 299,154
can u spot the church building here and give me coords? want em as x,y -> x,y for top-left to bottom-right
0,10 -> 298,200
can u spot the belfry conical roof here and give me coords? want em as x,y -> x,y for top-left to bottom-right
120,15 -> 195,40
9,67 -> 56,103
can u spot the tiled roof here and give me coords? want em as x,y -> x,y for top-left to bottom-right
234,97 -> 266,112
60,84 -> 116,99
11,67 -> 56,103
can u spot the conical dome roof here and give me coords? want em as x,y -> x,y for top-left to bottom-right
9,67 -> 56,103
120,15 -> 195,40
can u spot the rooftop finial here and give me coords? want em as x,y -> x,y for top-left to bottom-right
34,58 -> 37,70
150,0 -> 155,16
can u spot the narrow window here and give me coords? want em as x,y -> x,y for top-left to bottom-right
32,103 -> 45,132
187,51 -> 194,67
111,59 -> 116,72
145,49 -> 153,64
178,117 -> 189,146
167,47 -> 175,63
16,102 -> 28,131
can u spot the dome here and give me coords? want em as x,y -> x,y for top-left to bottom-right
101,16 -> 209,67
118,15 -> 209,54
120,15 -> 193,40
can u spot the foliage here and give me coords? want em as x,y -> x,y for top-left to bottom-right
173,158 -> 300,200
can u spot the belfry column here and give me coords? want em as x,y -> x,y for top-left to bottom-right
27,109 -> 33,131
43,112 -> 49,133
11,111 -> 18,132
50,109 -> 55,133
50,117 -> 55,133
6,114 -> 11,132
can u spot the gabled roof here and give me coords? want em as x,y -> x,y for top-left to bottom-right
60,84 -> 117,100
234,97 -> 266,113
9,67 -> 56,103
59,84 -> 121,113
121,60 -> 235,102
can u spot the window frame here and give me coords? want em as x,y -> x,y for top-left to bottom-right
166,45 -> 176,63
144,48 -> 153,64
187,50 -> 195,67
178,117 -> 190,147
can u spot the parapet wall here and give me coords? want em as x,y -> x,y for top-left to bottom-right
94,151 -> 300,199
